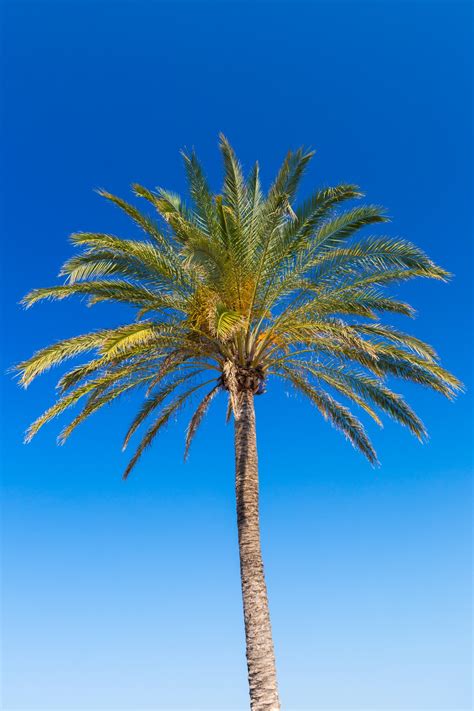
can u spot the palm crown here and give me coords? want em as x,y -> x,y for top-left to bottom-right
17,136 -> 461,477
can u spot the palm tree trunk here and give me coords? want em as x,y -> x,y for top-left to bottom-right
234,389 -> 280,710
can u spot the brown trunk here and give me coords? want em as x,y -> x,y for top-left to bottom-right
234,389 -> 280,710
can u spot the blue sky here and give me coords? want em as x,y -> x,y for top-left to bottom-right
1,1 -> 472,709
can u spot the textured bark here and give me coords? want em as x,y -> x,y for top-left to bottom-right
234,390 -> 280,710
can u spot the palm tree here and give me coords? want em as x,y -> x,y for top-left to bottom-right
16,136 -> 461,710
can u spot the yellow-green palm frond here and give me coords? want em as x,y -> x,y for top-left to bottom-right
348,324 -> 437,361
16,329 -> 112,387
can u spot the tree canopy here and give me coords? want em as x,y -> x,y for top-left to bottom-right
16,136 -> 461,477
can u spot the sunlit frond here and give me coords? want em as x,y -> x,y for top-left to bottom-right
16,329 -> 111,387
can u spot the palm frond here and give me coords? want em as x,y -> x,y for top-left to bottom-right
184,384 -> 221,460
16,329 -> 110,387
22,281 -> 182,311
219,134 -> 247,224
97,189 -> 172,251
292,361 -> 426,439
122,370 -> 205,450
182,151 -> 220,237
123,380 -> 214,479
282,367 -> 378,464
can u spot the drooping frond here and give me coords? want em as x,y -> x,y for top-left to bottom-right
57,374 -> 149,445
282,367 -> 378,464
348,323 -> 437,361
123,380 -> 216,480
122,370 -> 205,451
25,368 -> 155,443
288,361 -> 426,439
184,384 -> 221,460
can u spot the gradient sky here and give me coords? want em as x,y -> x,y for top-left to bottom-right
1,1 -> 472,709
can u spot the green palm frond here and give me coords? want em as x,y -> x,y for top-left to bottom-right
182,151 -> 220,238
268,147 -> 315,205
64,232 -> 188,287
289,361 -> 426,439
57,351 -> 162,394
215,305 -> 245,340
243,161 -> 263,237
311,237 -> 447,282
282,367 -> 378,464
97,189 -> 176,254
57,372 -> 155,445
122,370 -> 205,451
348,324 -> 437,361
123,380 -> 216,480
25,368 -> 155,443
219,134 -> 247,224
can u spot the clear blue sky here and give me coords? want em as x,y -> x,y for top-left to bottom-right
1,1 -> 472,709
